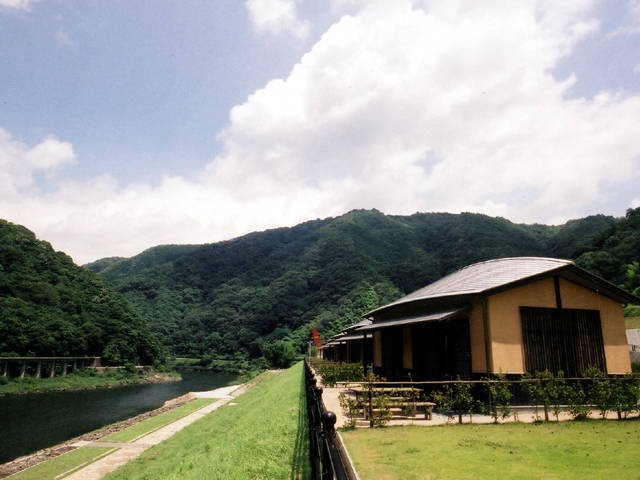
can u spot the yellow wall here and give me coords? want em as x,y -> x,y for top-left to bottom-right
559,279 -> 631,374
485,277 -> 631,374
487,277 -> 557,373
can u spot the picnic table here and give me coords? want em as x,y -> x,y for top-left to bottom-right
349,386 -> 436,420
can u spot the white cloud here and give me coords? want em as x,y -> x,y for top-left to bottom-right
245,0 -> 310,39
0,0 -> 36,11
4,1 -> 640,264
0,129 -> 75,199
209,0 -> 640,225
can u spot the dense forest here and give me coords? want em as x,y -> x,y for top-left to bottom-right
0,220 -> 163,365
2,209 -> 638,372
85,208 -> 640,372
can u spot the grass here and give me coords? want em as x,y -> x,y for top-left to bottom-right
625,316 -> 640,329
0,368 -> 180,395
341,419 -> 640,479
104,362 -> 310,480
99,398 -> 214,443
8,447 -> 114,480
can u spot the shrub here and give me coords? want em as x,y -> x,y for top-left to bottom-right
523,370 -> 568,422
338,392 -> 360,429
262,340 -> 297,369
567,382 -> 591,420
584,367 -> 612,419
432,380 -> 474,424
313,361 -> 365,387
370,394 -> 392,427
483,374 -> 513,423
609,374 -> 640,420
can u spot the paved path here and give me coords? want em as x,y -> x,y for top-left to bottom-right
61,384 -> 245,480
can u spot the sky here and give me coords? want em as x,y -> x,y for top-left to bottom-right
1,0 -> 640,265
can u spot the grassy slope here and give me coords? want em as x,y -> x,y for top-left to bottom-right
626,316 -> 640,329
105,363 -> 310,480
9,447 -> 115,480
341,420 -> 640,479
0,369 -> 180,395
99,398 -> 214,443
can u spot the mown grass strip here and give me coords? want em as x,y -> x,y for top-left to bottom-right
8,447 -> 114,480
100,398 -> 214,443
104,363 -> 310,480
341,419 -> 640,479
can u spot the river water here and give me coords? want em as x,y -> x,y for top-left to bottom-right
0,371 -> 236,464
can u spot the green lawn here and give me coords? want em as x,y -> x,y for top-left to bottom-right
8,447 -> 114,480
626,316 -> 640,329
104,363 -> 310,480
341,420 -> 640,479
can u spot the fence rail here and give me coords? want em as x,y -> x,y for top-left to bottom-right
304,359 -> 356,480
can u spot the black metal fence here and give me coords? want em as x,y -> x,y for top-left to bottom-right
304,359 -> 355,480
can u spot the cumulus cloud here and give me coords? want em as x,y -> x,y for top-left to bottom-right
0,129 -> 75,199
4,0 -> 640,264
245,0 -> 310,39
209,0 -> 640,224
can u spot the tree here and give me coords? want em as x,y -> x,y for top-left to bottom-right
262,340 -> 297,369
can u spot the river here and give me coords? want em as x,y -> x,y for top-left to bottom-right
0,371 -> 236,464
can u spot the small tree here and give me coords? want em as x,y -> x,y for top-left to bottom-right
484,374 -> 512,423
523,370 -> 566,422
584,367 -> 612,419
567,381 -> 591,420
550,372 -> 571,422
433,379 -> 475,424
338,392 -> 359,428
262,340 -> 296,369
610,373 -> 640,420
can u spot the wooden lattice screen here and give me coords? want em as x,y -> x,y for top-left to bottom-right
520,307 -> 606,377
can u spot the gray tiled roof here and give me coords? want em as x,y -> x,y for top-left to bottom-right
378,257 -> 572,310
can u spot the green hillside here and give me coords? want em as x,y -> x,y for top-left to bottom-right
0,220 -> 163,365
87,208 -> 638,371
4,207 -> 636,373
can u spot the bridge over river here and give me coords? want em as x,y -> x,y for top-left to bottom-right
1,356 -> 101,378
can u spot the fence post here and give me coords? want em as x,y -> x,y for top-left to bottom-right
321,411 -> 348,480
305,359 -> 351,480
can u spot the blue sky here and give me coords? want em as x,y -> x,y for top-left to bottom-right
1,0 -> 640,264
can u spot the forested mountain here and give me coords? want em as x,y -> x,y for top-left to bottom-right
86,208 -> 639,371
0,220 -> 163,365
